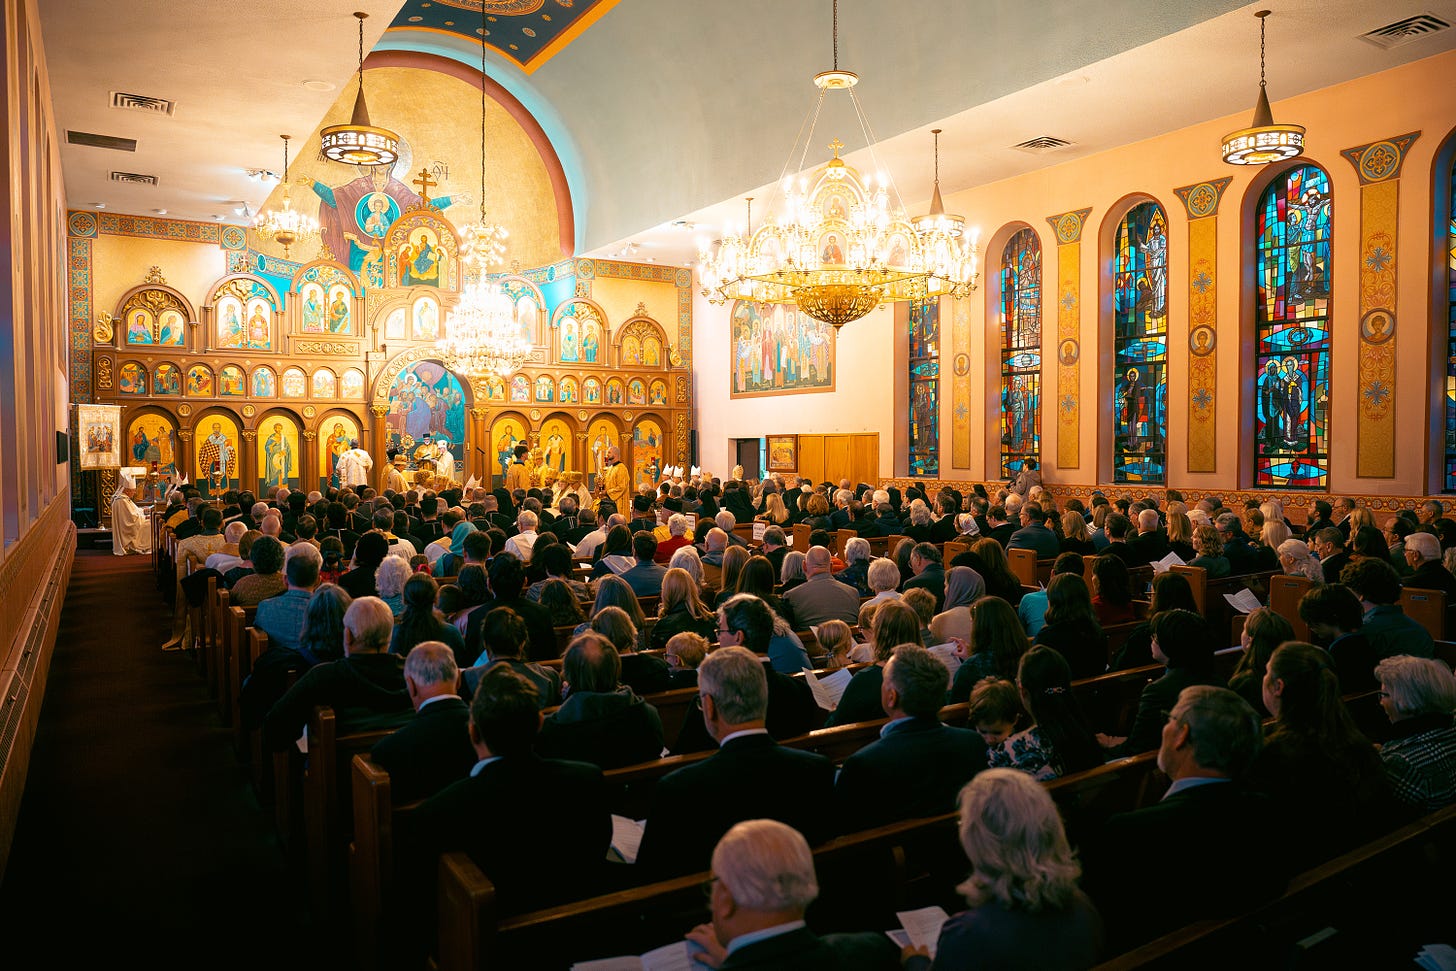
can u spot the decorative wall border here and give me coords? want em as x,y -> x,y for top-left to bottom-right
951,294 -> 971,469
1045,208 -> 1091,470
1173,177 -> 1233,474
571,259 -> 693,354
1341,131 -> 1420,478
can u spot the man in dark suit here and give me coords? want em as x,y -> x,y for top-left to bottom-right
683,819 -> 900,970
1296,583 -> 1378,694
1216,512 -> 1261,574
400,664 -> 610,921
536,632 -> 664,769
759,526 -> 790,577
1402,531 -> 1456,602
1007,504 -> 1060,558
628,494 -> 658,534
929,494 -> 961,544
1127,508 -> 1172,565
902,543 -> 947,612
1333,495 -> 1357,541
1310,526 -> 1351,584
636,645 -> 834,878
1085,686 -> 1287,951
1305,499 -> 1335,536
464,552 -> 557,662
984,504 -> 1016,547
834,644 -> 986,831
370,641 -> 477,804
618,531 -> 669,598
1101,512 -> 1145,567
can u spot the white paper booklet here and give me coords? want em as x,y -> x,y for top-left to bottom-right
1151,551 -> 1186,575
1224,588 -> 1263,614
752,522 -> 767,541
607,815 -> 645,864
572,940 -> 697,971
926,643 -> 963,685
804,666 -> 853,711
884,905 -> 949,956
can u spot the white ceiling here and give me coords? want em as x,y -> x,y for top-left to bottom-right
37,0 -> 1456,256
583,0 -> 1456,266
39,0 -> 403,223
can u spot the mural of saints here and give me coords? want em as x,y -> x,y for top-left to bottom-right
323,419 -> 354,489
260,420 -> 295,490
491,417 -> 527,484
197,418 -> 237,495
400,229 -> 445,287
301,283 -> 326,332
385,361 -> 466,477
631,420 -> 663,492
729,300 -> 834,397
540,419 -> 571,473
298,169 -> 457,277
128,414 -> 177,475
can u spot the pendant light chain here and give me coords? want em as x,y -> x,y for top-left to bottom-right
1259,12 -> 1266,88
480,1 -> 488,225
832,0 -> 839,71
357,13 -> 366,94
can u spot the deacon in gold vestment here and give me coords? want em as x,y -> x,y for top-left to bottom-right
384,453 -> 408,494
599,445 -> 630,516
504,443 -> 532,494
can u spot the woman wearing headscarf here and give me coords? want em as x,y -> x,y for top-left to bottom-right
930,566 -> 986,644
432,519 -> 478,578
722,484 -> 756,524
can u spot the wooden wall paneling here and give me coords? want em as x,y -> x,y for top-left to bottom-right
824,436 -> 852,487
853,434 -> 880,487
798,435 -> 825,485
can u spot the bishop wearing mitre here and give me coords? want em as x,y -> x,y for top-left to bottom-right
111,471 -> 153,556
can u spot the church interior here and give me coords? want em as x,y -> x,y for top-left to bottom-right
3,0 -> 1456,966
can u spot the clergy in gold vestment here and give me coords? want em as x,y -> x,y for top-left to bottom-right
384,454 -> 408,494
111,475 -> 152,556
600,446 -> 630,516
504,443 -> 532,494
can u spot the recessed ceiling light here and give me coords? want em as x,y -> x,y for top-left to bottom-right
302,79 -> 335,92
211,214 -> 223,220
152,208 -> 167,215
94,202 -> 106,209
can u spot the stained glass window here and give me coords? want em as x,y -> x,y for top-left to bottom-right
1112,202 -> 1169,483
999,229 -> 1042,480
1446,159 -> 1456,491
1255,165 -> 1332,489
908,297 -> 939,477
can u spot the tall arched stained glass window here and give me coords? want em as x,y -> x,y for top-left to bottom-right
1445,159 -> 1456,491
1000,229 -> 1041,479
908,296 -> 939,477
1255,165 -> 1332,488
1112,202 -> 1169,483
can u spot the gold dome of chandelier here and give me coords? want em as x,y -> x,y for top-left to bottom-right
698,1 -> 979,330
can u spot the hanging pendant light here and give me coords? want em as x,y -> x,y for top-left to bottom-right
437,0 -> 525,379
1221,10 -> 1305,166
253,135 -> 319,259
320,11 -> 401,168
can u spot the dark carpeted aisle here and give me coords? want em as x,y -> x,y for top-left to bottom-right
0,550 -> 339,968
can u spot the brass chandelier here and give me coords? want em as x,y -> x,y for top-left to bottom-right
252,134 -> 319,259
436,0 -> 527,379
698,0 -> 979,330
1221,10 -> 1305,166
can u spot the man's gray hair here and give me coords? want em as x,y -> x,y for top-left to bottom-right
1406,531 -> 1440,563
762,526 -> 786,547
844,537 -> 870,564
711,819 -> 818,911
224,521 -> 248,544
698,645 -> 768,724
250,501 -> 269,520
705,527 -> 728,552
668,513 -> 689,537
1137,508 -> 1159,531
1171,685 -> 1262,778
517,509 -> 538,531
715,510 -> 736,532
405,640 -> 459,688
285,540 -> 324,567
343,596 -> 395,653
1215,512 -> 1242,533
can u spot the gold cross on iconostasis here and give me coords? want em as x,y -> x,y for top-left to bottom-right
413,169 -> 438,204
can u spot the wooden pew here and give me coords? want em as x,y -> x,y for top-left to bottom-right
209,585 -> 231,699
1170,565 -> 1279,634
349,753 -> 422,969
300,705 -> 409,921
833,528 -> 854,559
1008,547 -> 1040,587
1267,573 -> 1316,641
224,604 -> 259,730
791,522 -> 812,552
1093,801 -> 1456,970
865,535 -> 894,558
433,750 -> 1168,971
943,540 -> 974,564
1398,587 -> 1446,640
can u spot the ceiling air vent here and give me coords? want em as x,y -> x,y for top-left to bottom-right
110,91 -> 175,115
110,171 -> 158,186
1360,13 -> 1450,49
1012,136 -> 1073,153
67,130 -> 136,152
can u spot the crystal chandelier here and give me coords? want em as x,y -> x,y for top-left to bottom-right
437,0 -> 523,379
319,12 -> 401,168
1221,10 -> 1305,166
252,135 -> 319,259
698,0 -> 979,330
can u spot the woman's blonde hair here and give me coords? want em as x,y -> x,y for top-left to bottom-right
762,492 -> 788,524
1348,507 -> 1376,532
815,619 -> 853,664
955,768 -> 1082,912
1166,510 -> 1192,545
660,567 -> 714,621
1061,510 -> 1089,543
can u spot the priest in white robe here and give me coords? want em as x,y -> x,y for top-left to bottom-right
111,472 -> 152,556
336,439 -> 373,489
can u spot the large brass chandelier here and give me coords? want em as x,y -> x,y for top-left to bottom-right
436,0 -> 526,379
252,135 -> 319,259
698,1 -> 979,329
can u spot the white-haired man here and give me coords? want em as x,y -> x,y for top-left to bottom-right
684,819 -> 899,969
369,641 -> 477,804
1403,531 -> 1456,602
502,509 -> 540,563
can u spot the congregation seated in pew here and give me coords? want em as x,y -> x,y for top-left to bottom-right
536,632 -> 664,769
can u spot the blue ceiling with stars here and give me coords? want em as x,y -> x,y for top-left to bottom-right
387,0 -> 619,74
